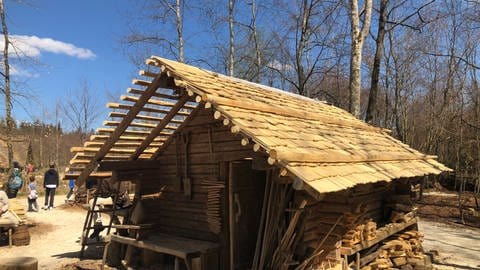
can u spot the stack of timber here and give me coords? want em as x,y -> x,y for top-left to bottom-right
8,201 -> 31,246
203,180 -> 224,234
299,183 -> 393,268
362,229 -> 430,270
342,220 -> 376,247
9,201 -> 27,225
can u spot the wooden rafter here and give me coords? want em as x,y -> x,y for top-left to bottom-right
109,111 -> 185,124
90,134 -> 166,142
107,102 -> 191,116
104,120 -> 179,130
130,94 -> 191,160
139,70 -> 158,78
128,87 -> 179,100
121,95 -> 196,109
151,103 -> 203,159
74,70 -> 171,187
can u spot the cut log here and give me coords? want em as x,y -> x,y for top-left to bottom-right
0,257 -> 38,270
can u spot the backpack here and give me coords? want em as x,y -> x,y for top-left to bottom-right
8,169 -> 23,190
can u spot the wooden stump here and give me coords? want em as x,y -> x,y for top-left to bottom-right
0,257 -> 38,270
12,225 -> 30,246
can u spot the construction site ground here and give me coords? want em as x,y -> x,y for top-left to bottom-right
0,196 -> 479,270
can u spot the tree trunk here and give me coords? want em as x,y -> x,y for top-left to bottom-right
175,0 -> 184,63
229,0 -> 235,76
348,0 -> 372,118
365,0 -> 387,124
295,0 -> 310,97
251,0 -> 261,83
349,41 -> 362,117
0,0 -> 13,168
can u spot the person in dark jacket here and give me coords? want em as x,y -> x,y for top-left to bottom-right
42,162 -> 59,210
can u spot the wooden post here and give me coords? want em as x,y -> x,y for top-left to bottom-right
420,175 -> 426,201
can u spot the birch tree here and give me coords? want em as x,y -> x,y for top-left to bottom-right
0,0 -> 13,167
228,0 -> 235,76
348,0 -> 372,118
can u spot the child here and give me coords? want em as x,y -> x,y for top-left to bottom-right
27,175 -> 38,212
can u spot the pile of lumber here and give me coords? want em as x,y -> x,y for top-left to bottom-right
362,229 -> 431,270
9,201 -> 31,246
342,220 -> 376,247
299,183 -> 393,269
9,201 -> 27,225
203,180 -> 224,234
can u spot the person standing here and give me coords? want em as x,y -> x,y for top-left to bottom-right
65,176 -> 75,203
6,161 -> 24,199
42,162 -> 59,210
27,175 -> 39,212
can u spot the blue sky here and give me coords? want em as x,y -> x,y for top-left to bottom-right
5,0 -> 134,128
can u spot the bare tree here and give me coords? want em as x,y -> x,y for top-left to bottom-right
348,0 -> 372,118
0,0 -> 13,167
250,0 -> 261,82
123,0 -> 185,64
365,0 -> 388,124
228,0 -> 235,76
62,80 -> 103,143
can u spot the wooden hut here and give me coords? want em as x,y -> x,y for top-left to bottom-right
66,57 -> 450,270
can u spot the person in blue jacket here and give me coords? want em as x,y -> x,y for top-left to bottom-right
65,176 -> 75,203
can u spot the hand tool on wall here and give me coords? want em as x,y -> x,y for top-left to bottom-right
183,132 -> 192,197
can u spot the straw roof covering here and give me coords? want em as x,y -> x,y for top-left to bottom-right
66,56 -> 450,197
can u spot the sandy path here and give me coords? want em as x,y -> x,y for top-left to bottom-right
419,218 -> 480,270
0,198 -> 101,269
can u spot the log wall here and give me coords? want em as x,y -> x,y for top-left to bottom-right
121,108 -> 262,243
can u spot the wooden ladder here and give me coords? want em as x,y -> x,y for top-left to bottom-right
80,180 -> 121,258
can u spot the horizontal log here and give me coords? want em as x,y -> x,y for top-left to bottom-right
64,171 -> 112,179
270,149 -> 436,164
84,141 -> 163,148
146,215 -> 212,232
138,70 -> 158,78
160,150 -> 261,163
108,102 -> 191,116
96,127 -> 174,136
146,224 -> 219,242
71,146 -> 156,154
162,140 -> 246,156
104,120 -> 179,131
121,95 -> 197,109
109,111 -> 184,125
132,79 -> 152,87
90,134 -> 167,142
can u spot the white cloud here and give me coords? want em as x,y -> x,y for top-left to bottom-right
267,60 -> 293,71
10,65 -> 39,78
0,34 -> 96,60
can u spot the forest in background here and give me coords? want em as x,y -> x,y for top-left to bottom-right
1,0 -> 480,186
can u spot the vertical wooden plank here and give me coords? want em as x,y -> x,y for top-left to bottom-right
228,162 -> 235,270
219,161 -> 229,270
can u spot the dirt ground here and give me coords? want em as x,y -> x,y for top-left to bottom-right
1,197 -> 480,270
419,218 -> 480,270
0,197 -> 103,270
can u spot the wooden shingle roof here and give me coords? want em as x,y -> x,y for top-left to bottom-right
66,56 -> 450,196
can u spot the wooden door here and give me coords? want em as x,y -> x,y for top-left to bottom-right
229,160 -> 266,270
